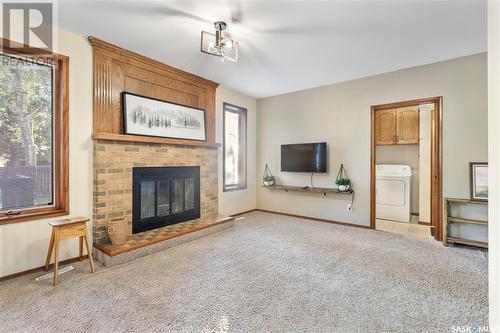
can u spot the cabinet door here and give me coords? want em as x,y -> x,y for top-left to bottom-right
396,107 -> 420,144
375,109 -> 397,145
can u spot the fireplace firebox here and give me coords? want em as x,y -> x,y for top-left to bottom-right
132,166 -> 200,233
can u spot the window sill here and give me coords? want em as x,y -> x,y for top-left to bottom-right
223,186 -> 248,192
0,208 -> 69,225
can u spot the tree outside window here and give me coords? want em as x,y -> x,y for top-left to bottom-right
0,53 -> 54,211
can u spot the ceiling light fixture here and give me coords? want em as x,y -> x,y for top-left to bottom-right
201,21 -> 238,62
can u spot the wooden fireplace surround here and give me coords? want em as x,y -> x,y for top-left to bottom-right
89,37 -> 219,148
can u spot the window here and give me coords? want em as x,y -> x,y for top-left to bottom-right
223,103 -> 247,191
0,40 -> 68,224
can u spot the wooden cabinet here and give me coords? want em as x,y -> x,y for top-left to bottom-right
396,107 -> 420,144
375,109 -> 397,145
375,107 -> 419,145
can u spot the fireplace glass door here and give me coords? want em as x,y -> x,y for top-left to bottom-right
133,166 -> 200,233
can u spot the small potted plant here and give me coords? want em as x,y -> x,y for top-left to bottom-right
263,163 -> 275,187
335,163 -> 351,192
336,178 -> 351,192
263,175 -> 275,187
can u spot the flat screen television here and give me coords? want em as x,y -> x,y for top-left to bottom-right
281,142 -> 327,173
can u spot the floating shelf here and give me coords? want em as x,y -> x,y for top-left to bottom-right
262,184 -> 353,195
92,132 -> 221,148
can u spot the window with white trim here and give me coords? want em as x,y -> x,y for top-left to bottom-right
223,103 -> 247,191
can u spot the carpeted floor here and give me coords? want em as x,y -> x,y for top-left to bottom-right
0,211 -> 488,333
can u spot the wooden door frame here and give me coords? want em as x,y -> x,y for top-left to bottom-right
370,97 -> 443,241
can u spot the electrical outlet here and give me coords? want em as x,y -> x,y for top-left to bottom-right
347,204 -> 353,212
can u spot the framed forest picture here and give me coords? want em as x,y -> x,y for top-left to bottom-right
122,92 -> 206,141
470,162 -> 488,201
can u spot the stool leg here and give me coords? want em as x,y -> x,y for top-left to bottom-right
53,229 -> 60,286
79,236 -> 83,261
44,229 -> 55,271
83,234 -> 95,273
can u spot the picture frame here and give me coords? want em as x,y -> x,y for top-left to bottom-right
470,162 -> 488,201
122,92 -> 206,141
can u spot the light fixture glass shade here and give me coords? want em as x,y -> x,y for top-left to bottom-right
201,31 -> 238,62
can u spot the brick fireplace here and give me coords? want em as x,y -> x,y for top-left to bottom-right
89,37 -> 222,247
93,140 -> 218,244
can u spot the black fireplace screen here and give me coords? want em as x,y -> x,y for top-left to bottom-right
132,166 -> 200,233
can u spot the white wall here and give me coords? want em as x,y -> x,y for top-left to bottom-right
0,30 -> 93,277
488,1 -> 500,331
257,53 -> 488,226
216,86 -> 257,215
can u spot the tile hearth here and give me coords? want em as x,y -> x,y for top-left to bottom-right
93,215 -> 234,267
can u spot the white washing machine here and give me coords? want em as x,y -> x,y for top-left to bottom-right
376,164 -> 412,223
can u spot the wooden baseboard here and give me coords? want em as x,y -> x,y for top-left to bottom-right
255,209 -> 371,229
0,255 -> 89,282
230,209 -> 258,217
418,221 -> 432,226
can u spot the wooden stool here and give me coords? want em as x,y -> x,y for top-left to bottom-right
44,217 -> 95,286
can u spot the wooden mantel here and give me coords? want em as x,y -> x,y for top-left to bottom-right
89,37 -> 220,147
92,132 -> 220,148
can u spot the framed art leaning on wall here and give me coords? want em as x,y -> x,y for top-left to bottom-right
470,162 -> 488,201
122,92 -> 206,141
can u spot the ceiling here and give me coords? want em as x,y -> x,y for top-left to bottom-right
58,0 -> 487,99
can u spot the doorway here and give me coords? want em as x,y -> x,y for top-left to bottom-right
370,97 -> 442,241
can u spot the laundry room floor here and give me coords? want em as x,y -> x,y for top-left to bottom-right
376,218 -> 433,239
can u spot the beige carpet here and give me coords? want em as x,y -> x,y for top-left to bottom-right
0,211 -> 488,332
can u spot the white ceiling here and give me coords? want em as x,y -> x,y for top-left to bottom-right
58,0 -> 487,99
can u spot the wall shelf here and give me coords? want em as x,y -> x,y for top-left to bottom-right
446,198 -> 487,205
443,198 -> 488,248
92,132 -> 221,148
447,217 -> 488,225
262,184 -> 353,196
446,237 -> 488,249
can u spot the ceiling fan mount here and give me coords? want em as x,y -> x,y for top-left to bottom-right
214,21 -> 227,31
